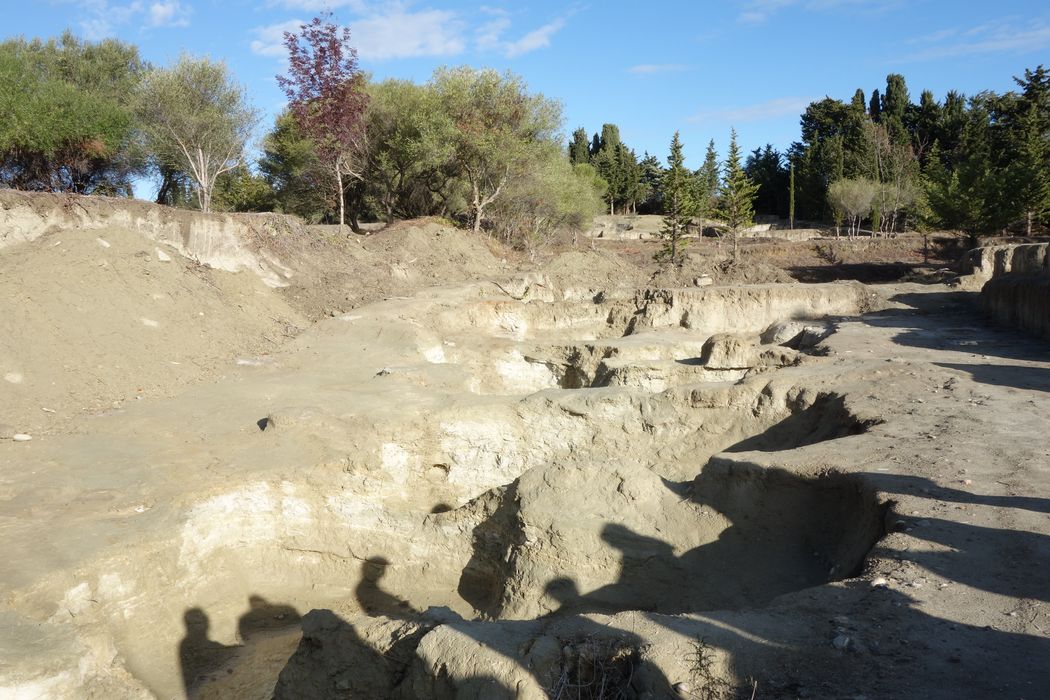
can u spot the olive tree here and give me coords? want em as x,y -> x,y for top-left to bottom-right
137,55 -> 258,213
488,147 -> 604,258
827,178 -> 877,238
431,67 -> 561,233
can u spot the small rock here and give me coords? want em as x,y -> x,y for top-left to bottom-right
832,635 -> 851,651
672,682 -> 692,696
871,577 -> 889,589
693,275 -> 713,287
156,247 -> 172,262
13,433 -> 32,442
960,479 -> 973,486
96,237 -> 111,248
375,368 -> 391,377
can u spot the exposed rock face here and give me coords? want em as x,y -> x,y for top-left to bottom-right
977,243 -> 1050,339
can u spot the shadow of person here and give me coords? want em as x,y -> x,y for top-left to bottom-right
236,595 -> 302,643
178,608 -> 238,697
355,556 -> 421,618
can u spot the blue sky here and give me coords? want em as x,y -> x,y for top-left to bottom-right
7,0 -> 1050,170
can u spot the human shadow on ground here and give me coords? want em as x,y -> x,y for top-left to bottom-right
355,556 -> 421,618
861,290 -> 1050,363
934,361 -> 1050,392
856,471 -> 1050,515
179,596 -> 302,698
178,608 -> 239,697
881,514 -> 1050,603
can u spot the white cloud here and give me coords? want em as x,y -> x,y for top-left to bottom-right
737,0 -> 899,24
688,96 -> 815,124
271,0 -> 366,9
627,63 -> 692,75
148,1 -> 191,27
351,8 -> 465,60
899,18 -> 1050,61
474,8 -> 569,58
476,11 -> 511,52
254,5 -> 464,61
57,0 -> 190,36
250,19 -> 306,57
503,17 -> 565,57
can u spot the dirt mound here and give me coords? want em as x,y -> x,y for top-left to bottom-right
0,226 -> 304,434
538,249 -> 646,292
259,220 -> 512,320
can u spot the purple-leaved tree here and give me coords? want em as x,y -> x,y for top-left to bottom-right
276,15 -> 367,228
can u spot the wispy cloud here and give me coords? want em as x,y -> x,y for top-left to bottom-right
252,5 -> 464,61
738,0 -> 899,24
475,7 -> 570,58
147,0 -> 191,28
351,7 -> 465,60
688,96 -> 814,124
250,19 -> 304,57
55,0 -> 190,37
898,18 -> 1050,61
270,0 -> 366,9
627,63 -> 692,75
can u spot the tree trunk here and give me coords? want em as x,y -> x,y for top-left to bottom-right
1027,209 -> 1033,237
471,179 -> 483,234
337,167 -> 345,228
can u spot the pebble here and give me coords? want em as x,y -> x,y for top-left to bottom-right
871,577 -> 889,588
13,433 -> 32,442
832,634 -> 851,650
672,682 -> 692,696
375,368 -> 391,377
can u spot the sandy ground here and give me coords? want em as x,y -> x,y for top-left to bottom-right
0,199 -> 1048,700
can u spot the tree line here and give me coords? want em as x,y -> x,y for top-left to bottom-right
1,24 -> 1045,245
0,21 -> 603,256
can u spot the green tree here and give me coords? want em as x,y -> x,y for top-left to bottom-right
212,165 -> 275,212
656,131 -> 694,265
137,55 -> 258,213
568,127 -> 591,165
745,145 -> 787,216
488,145 -> 603,257
1008,104 -> 1050,235
694,139 -> 720,223
827,178 -> 877,238
0,33 -> 145,194
258,112 -> 332,222
431,66 -> 561,233
363,78 -> 458,223
717,129 -> 759,259
637,152 -> 665,214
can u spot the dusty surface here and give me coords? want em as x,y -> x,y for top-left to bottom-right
1,195 -> 1048,700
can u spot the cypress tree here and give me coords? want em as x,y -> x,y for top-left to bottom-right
568,127 -> 590,165
869,89 -> 882,122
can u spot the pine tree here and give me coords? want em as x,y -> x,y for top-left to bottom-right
717,129 -> 760,260
656,131 -> 695,266
568,127 -> 590,165
695,139 -> 720,221
1010,105 -> 1050,235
